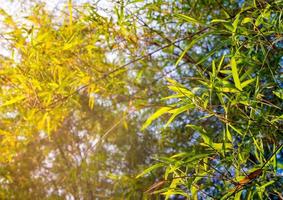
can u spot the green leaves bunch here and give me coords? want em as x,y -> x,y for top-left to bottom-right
139,0 -> 283,199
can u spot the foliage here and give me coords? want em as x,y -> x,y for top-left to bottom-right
139,0 -> 283,199
0,0 -> 282,200
0,1 -> 146,198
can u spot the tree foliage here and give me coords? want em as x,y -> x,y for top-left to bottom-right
139,0 -> 283,199
0,0 -> 282,199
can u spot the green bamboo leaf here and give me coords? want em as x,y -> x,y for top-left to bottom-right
184,153 -> 212,163
241,78 -> 255,88
166,78 -> 178,85
136,163 -> 164,178
200,142 -> 233,152
224,24 -> 234,32
171,152 -> 190,159
232,14 -> 240,32
215,86 -> 239,93
231,57 -> 242,91
186,124 -> 207,134
200,134 -> 210,145
271,115 -> 283,123
175,32 -> 211,67
191,184 -> 198,200
221,191 -> 234,200
142,107 -> 171,130
260,180 -> 275,189
217,55 -> 225,72
220,69 -> 232,75
273,89 -> 283,100
211,19 -> 229,23
242,17 -> 253,24
235,190 -> 243,200
196,43 -> 225,66
226,126 -> 232,142
165,104 -> 193,127
229,124 -> 243,135
175,14 -> 203,25
168,86 -> 194,97
265,145 -> 283,167
255,15 -> 263,26
165,165 -> 179,180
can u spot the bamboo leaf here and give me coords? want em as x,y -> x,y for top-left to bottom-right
217,55 -> 225,72
175,14 -> 203,25
216,86 -> 239,93
168,86 -> 194,97
175,32 -> 211,67
142,107 -> 171,130
226,125 -> 232,142
165,104 -> 193,127
242,17 -> 253,24
273,89 -> 283,100
211,19 -> 229,23
241,78 -> 255,88
231,57 -> 242,91
232,14 -> 240,32
136,163 -> 164,178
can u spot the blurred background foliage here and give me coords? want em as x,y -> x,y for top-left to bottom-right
0,0 -> 282,199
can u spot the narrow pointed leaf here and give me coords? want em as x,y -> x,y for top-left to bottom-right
231,57 -> 242,91
142,107 -> 171,130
